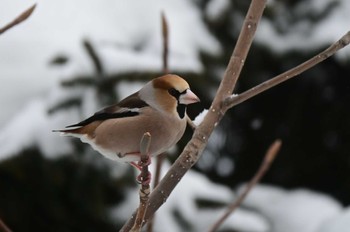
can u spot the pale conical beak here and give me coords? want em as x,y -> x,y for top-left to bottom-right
179,89 -> 200,105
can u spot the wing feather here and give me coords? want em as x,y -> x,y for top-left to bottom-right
66,92 -> 149,128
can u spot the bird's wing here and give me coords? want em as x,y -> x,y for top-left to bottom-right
65,92 -> 149,128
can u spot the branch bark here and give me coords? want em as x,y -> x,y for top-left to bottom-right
0,218 -> 12,232
0,4 -> 36,35
130,132 -> 152,232
146,12 -> 170,232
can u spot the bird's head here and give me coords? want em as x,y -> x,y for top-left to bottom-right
139,74 -> 200,117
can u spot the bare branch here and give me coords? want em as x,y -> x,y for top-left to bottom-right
83,39 -> 104,75
0,218 -> 12,232
120,1 -> 267,230
208,140 -> 282,232
130,132 -> 152,232
0,4 -> 36,35
161,11 -> 169,74
146,12 -> 170,232
223,31 -> 350,110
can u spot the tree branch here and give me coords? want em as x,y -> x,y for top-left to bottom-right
208,140 -> 282,232
161,11 -> 169,74
130,132 -> 152,232
0,4 -> 36,35
120,1 -> 267,231
146,12 -> 170,232
0,218 -> 12,232
223,31 -> 350,109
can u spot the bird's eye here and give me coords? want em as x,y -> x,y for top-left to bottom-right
168,88 -> 181,99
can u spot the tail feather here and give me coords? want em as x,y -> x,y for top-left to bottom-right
52,127 -> 84,135
52,121 -> 102,137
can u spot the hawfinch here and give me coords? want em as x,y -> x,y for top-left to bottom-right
55,74 -> 199,173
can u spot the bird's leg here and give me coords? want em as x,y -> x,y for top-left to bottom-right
138,155 -> 152,185
130,156 -> 152,185
130,161 -> 142,171
136,171 -> 152,185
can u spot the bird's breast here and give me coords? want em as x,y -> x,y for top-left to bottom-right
90,109 -> 186,162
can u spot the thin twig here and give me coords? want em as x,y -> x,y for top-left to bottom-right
161,11 -> 169,74
146,12 -> 170,232
83,39 -> 104,75
208,140 -> 282,232
152,11 -> 170,191
0,4 -> 36,35
0,218 -> 12,232
120,1 -> 267,231
130,132 -> 152,232
223,31 -> 350,109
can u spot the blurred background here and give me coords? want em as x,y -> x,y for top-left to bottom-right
1,0 -> 350,231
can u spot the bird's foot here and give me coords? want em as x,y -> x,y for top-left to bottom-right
130,156 -> 151,171
130,156 -> 152,185
136,171 -> 152,185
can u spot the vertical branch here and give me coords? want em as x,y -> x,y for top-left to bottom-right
0,4 -> 36,35
130,132 -> 152,232
208,140 -> 282,232
83,39 -> 104,76
161,11 -> 169,74
146,12 -> 170,232
153,11 -> 170,190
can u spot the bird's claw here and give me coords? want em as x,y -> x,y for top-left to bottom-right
136,171 -> 152,185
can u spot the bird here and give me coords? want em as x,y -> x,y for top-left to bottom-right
54,74 -> 200,184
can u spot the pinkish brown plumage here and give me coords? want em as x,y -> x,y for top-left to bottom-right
54,74 -> 200,163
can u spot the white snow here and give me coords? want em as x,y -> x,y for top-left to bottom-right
0,0 -> 221,159
0,0 -> 221,127
114,178 -> 347,232
205,0 -> 231,22
0,99 -> 76,160
240,184 -> 342,232
193,109 -> 208,126
112,161 -> 269,232
256,0 -> 350,58
318,206 -> 350,232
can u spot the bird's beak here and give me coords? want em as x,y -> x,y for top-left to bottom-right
179,89 -> 200,105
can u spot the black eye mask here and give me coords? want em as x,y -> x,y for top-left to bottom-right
168,88 -> 187,118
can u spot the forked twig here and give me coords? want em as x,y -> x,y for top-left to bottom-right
208,140 -> 282,232
130,132 -> 152,232
0,4 -> 36,35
